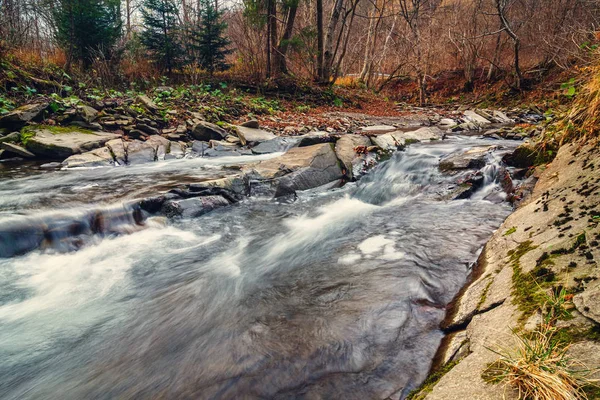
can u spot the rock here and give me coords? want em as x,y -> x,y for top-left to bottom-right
297,131 -> 334,147
192,141 -> 210,155
25,128 -> 120,159
190,121 -> 228,141
62,146 -> 115,168
106,139 -> 127,165
0,102 -> 47,128
125,140 -> 156,164
370,132 -> 405,150
165,142 -> 185,159
209,140 -> 240,151
76,105 -> 99,123
235,126 -> 276,145
463,110 -> 492,126
162,196 -> 230,218
439,146 -> 495,171
492,110 -> 513,124
251,137 -> 299,154
439,118 -> 457,127
335,135 -> 371,180
0,142 -> 35,158
574,281 -> 600,324
0,132 -> 21,144
40,162 -> 62,168
136,123 -> 160,136
360,125 -> 396,134
137,94 -> 158,112
403,126 -> 444,141
502,143 -> 536,168
69,121 -> 103,131
244,143 -> 343,195
240,119 -> 260,129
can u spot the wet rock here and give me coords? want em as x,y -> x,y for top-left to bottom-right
439,118 -> 457,127
25,128 -> 120,159
335,135 -> 371,180
191,176 -> 249,197
146,135 -> 171,160
137,94 -> 158,112
165,142 -> 185,159
370,132 -> 405,150
244,143 -> 343,195
235,126 -> 276,145
492,110 -> 513,124
0,102 -> 47,129
502,143 -> 536,168
453,174 -> 484,200
191,141 -> 210,155
251,137 -> 299,154
126,140 -> 156,164
403,126 -> 444,141
106,139 -> 126,165
127,129 -> 147,140
439,146 -> 494,171
190,121 -> 228,142
0,142 -> 35,158
62,146 -> 115,168
162,196 -> 231,218
240,119 -> 260,129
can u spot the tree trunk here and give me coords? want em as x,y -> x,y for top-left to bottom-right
322,0 -> 343,82
267,0 -> 277,78
316,0 -> 324,80
275,1 -> 298,76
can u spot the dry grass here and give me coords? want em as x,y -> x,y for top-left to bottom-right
560,64 -> 600,144
483,289 -> 598,400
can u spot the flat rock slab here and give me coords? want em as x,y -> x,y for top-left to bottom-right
403,126 -> 444,141
360,125 -> 396,134
439,146 -> 495,171
1,142 -> 35,158
62,146 -> 115,168
0,103 -> 47,128
26,129 -> 120,159
463,110 -> 492,125
190,121 -> 228,141
251,137 -> 299,154
235,126 -> 276,145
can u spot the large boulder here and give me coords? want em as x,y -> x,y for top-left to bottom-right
146,135 -> 171,160
370,132 -> 405,150
243,143 -> 343,196
75,105 -> 99,123
335,135 -> 371,180
235,126 -> 276,145
62,146 -> 115,168
190,121 -> 228,141
403,126 -> 444,141
0,102 -> 48,129
106,139 -> 127,165
25,128 -> 120,159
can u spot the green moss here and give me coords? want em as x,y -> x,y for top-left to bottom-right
504,227 -> 517,236
22,125 -> 94,136
477,277 -> 494,310
405,138 -> 420,145
406,360 -> 461,400
509,241 -> 555,322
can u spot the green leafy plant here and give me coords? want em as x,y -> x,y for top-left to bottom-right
561,78 -> 577,98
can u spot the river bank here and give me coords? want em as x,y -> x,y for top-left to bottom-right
412,139 -> 600,399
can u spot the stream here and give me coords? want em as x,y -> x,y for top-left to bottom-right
0,135 -> 517,399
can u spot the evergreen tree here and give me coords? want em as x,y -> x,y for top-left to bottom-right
53,0 -> 122,69
192,0 -> 232,75
141,0 -> 182,73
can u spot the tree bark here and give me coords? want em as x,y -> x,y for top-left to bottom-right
316,0 -> 324,80
274,1 -> 298,76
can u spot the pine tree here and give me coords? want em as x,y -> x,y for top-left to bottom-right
140,0 -> 182,73
192,0 -> 232,75
53,0 -> 122,69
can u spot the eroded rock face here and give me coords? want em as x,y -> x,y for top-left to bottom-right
574,281 -> 600,324
0,103 -> 48,128
335,135 -> 371,180
26,129 -> 120,159
243,143 -> 343,195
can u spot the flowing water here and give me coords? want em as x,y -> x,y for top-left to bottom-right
0,136 -> 517,399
